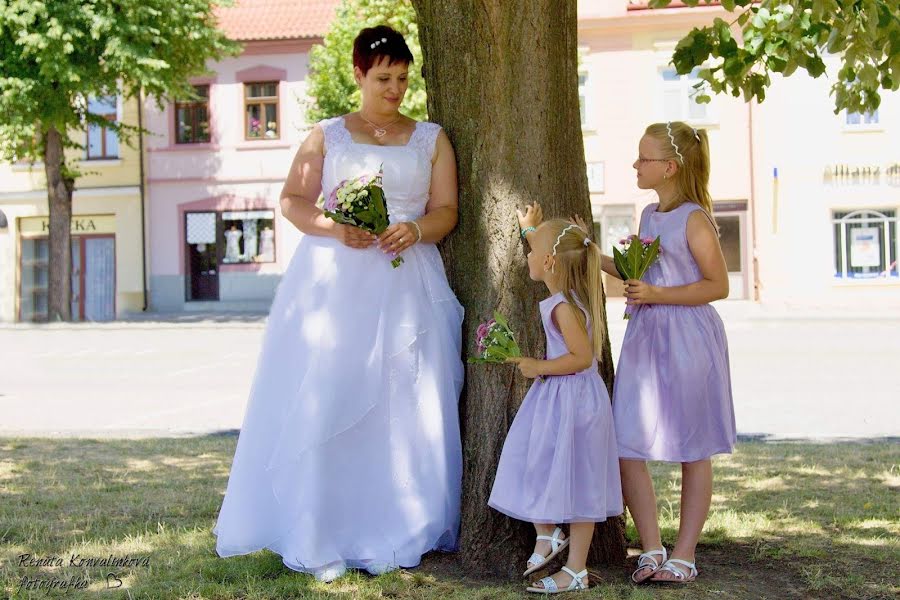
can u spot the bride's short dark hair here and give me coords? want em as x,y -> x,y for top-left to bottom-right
352,25 -> 414,75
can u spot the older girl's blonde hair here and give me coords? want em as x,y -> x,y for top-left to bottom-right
542,219 -> 605,360
645,121 -> 713,219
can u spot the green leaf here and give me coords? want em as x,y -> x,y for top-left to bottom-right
612,247 -> 629,280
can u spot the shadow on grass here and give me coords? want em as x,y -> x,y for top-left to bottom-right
1,437 -> 898,599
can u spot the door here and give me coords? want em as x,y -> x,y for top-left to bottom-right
83,236 -> 116,320
716,213 -> 748,300
185,211 -> 219,301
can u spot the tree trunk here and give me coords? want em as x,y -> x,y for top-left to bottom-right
411,0 -> 625,574
44,126 -> 75,322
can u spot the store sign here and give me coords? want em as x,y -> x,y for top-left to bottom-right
824,163 -> 900,186
849,227 -> 881,268
19,215 -> 116,237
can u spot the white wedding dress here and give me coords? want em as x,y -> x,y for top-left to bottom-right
213,116 -> 464,579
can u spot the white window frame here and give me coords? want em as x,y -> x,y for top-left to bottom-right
586,161 -> 605,193
832,208 -> 898,282
593,204 -> 636,257
83,93 -> 123,161
578,70 -> 594,131
842,108 -> 882,133
658,64 -> 717,126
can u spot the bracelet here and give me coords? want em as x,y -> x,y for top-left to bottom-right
520,226 -> 537,239
410,220 -> 423,242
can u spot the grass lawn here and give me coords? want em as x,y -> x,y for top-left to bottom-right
1,437 -> 897,599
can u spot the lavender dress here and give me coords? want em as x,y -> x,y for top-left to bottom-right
489,293 -> 623,524
613,202 -> 736,463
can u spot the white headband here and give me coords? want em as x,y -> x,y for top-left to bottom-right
666,121 -> 684,164
552,224 -> 579,256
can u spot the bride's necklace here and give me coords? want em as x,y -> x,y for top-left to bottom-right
358,112 -> 402,138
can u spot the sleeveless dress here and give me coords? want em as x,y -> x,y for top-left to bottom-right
488,293 -> 622,523
212,116 -> 464,579
613,202 -> 736,463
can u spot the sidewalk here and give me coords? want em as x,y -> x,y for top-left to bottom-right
3,299 -> 898,331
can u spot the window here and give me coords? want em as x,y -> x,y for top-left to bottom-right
578,72 -> 588,128
86,96 -> 119,159
595,205 -> 635,257
175,85 -> 211,144
661,67 -> 710,123
832,209 -> 898,279
244,82 -> 279,140
221,210 -> 276,263
586,162 -> 604,193
844,109 -> 880,129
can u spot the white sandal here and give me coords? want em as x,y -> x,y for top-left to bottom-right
526,566 -> 589,594
631,547 -> 667,584
651,558 -> 698,584
523,527 -> 570,577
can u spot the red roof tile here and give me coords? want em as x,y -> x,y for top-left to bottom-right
215,0 -> 341,41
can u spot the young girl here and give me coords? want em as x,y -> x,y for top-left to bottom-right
601,121 -> 736,584
488,211 -> 622,594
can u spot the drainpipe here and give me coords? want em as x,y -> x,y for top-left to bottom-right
137,88 -> 148,311
748,99 -> 761,301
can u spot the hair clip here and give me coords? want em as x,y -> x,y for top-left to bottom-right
370,38 -> 387,49
692,127 -> 700,141
583,238 -> 590,247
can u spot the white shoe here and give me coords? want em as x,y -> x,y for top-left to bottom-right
318,565 -> 346,583
365,562 -> 398,576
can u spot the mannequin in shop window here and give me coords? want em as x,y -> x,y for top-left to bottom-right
258,226 -> 274,261
224,225 -> 242,263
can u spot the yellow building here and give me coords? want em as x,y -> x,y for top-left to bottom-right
0,96 -> 146,322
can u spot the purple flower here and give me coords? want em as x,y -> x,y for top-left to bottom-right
477,322 -> 489,339
619,238 -> 629,245
641,237 -> 655,245
325,189 -> 338,210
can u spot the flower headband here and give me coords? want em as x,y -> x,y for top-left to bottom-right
666,121 -> 702,165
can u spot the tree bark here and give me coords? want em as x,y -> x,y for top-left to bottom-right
411,0 -> 625,574
44,126 -> 75,322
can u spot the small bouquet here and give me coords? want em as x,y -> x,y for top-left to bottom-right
613,234 -> 662,320
468,312 -> 522,364
323,166 -> 403,268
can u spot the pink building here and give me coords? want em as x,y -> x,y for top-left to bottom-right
144,0 -> 340,311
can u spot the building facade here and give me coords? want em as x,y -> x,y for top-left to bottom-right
578,0 -> 899,309
0,97 -> 145,322
144,0 -> 338,312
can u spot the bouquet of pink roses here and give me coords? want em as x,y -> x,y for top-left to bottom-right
613,234 -> 662,320
323,166 -> 404,268
468,312 -> 522,364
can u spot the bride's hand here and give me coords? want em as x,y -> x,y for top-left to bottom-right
516,202 -> 543,232
378,221 -> 419,255
335,223 -> 377,249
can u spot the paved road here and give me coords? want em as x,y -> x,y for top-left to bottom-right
1,301 -> 898,440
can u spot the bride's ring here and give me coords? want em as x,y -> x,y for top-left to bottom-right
400,237 -> 405,243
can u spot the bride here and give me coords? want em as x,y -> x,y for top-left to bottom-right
212,25 -> 464,581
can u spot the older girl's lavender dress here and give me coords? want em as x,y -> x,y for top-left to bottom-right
613,202 -> 736,463
489,293 -> 622,523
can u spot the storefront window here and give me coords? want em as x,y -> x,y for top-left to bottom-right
833,209 -> 898,279
221,210 -> 276,263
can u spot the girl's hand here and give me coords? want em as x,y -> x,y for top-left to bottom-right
570,213 -> 591,237
377,221 -> 419,255
516,202 -> 543,231
506,356 -> 543,379
335,223 -> 377,249
624,279 -> 660,305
